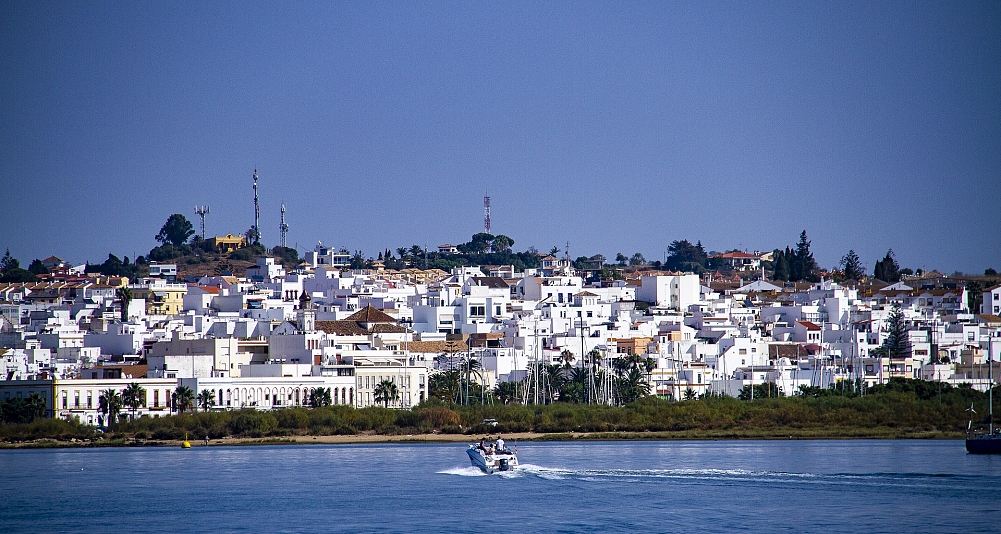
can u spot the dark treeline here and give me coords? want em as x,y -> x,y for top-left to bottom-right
3,379 -> 993,444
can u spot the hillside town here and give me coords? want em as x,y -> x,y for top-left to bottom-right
2,226 -> 1000,428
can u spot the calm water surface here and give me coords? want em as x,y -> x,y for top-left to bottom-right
2,440 -> 1000,533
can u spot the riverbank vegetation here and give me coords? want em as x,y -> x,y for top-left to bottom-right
3,378 -> 995,446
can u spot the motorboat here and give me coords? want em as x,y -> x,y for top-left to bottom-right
467,443 -> 518,474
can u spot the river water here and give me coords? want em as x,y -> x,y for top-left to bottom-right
1,440 -> 999,532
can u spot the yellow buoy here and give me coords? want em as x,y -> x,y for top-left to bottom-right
182,433 -> 191,449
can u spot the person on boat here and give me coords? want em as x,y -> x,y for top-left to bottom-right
495,436 -> 505,453
477,438 -> 488,452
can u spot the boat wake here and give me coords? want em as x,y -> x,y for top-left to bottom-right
439,464 -> 977,489
437,466 -> 490,477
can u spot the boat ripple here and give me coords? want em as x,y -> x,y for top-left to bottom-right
441,464 -> 986,489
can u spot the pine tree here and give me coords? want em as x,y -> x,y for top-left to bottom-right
787,246 -> 802,281
881,303 -> 911,358
873,249 -> 900,283
794,231 -> 818,282
840,250 -> 864,281
772,248 -> 789,281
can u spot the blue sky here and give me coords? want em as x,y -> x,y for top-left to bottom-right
2,1 -> 999,274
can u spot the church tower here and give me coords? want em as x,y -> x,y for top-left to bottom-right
296,291 -> 314,332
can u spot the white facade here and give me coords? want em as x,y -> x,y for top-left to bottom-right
637,275 -> 701,310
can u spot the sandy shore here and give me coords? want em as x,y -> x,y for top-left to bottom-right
202,431 -> 551,446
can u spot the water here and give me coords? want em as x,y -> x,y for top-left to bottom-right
2,440 -> 1000,532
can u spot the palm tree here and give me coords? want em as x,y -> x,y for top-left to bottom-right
617,368 -> 651,405
493,381 -> 520,405
309,387 -> 331,408
173,385 -> 195,413
121,382 -> 146,421
25,392 -> 47,421
429,369 -> 460,402
373,379 -> 400,408
116,286 -> 132,322
197,389 -> 216,412
559,349 -> 576,370
545,364 -> 564,403
98,389 -> 123,429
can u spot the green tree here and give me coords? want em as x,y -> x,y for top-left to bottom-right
27,259 -> 49,275
492,235 -> 514,252
349,251 -> 367,270
772,249 -> 790,281
873,250 -> 901,283
244,226 -> 261,246
373,379 -> 400,408
197,389 -> 216,412
0,250 -> 35,283
98,389 -> 123,428
792,231 -> 819,282
629,253 -> 646,266
0,249 -> 19,272
271,246 -> 300,267
493,381 -> 520,404
881,303 -> 911,359
116,287 -> 133,322
429,369 -> 461,402
0,268 -> 36,283
155,214 -> 195,247
840,250 -> 864,281
615,253 -> 628,266
309,387 -> 331,408
617,368 -> 651,404
121,382 -> 145,421
665,240 -> 708,273
559,349 -> 576,370
967,281 -> 983,314
172,385 -> 195,413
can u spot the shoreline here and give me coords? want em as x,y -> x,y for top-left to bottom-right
1,428 -> 965,449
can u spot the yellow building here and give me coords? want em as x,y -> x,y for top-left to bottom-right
210,233 -> 248,253
131,280 -> 188,315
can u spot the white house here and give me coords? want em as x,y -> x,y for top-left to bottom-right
637,275 -> 701,310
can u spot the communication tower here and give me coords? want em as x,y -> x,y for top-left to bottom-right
194,205 -> 209,240
279,203 -> 289,249
483,193 -> 491,234
252,169 -> 261,245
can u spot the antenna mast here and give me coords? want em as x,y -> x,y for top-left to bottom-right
483,193 -> 491,234
252,169 -> 261,245
279,203 -> 289,249
194,206 -> 209,240
484,193 -> 492,253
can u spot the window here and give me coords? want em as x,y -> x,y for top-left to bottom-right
739,349 -> 747,355
62,392 -> 67,409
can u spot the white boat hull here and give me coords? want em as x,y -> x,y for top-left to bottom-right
467,445 -> 518,474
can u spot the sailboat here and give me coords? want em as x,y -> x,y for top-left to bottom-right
965,349 -> 1000,454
